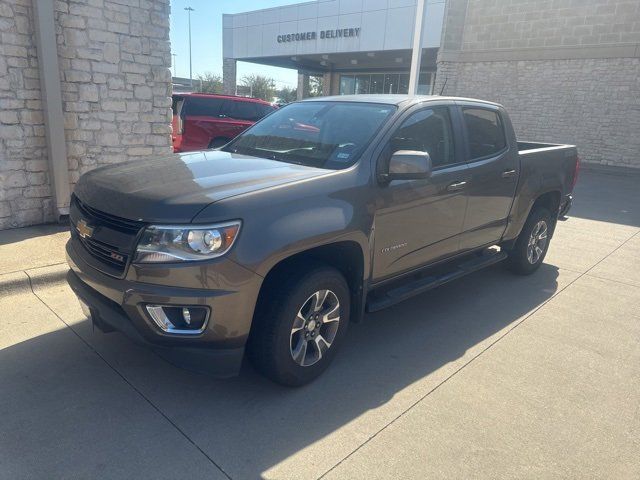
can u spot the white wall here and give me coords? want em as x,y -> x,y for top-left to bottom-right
223,0 -> 445,60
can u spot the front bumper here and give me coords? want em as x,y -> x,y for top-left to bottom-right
66,239 -> 263,377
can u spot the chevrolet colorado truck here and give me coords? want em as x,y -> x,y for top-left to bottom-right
66,95 -> 579,386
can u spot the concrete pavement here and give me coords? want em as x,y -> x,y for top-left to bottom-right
0,169 -> 638,479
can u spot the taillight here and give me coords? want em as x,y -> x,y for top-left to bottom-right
571,155 -> 580,190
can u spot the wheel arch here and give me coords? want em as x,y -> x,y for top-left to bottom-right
503,188 -> 562,248
254,241 -> 366,328
531,190 -> 561,217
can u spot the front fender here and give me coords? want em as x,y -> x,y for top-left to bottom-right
236,203 -> 371,278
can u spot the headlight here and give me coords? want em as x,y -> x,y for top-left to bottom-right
134,221 -> 241,263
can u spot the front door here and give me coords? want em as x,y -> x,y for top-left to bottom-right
373,106 -> 469,281
456,105 -> 519,250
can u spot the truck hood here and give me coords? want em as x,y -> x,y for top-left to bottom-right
74,150 -> 330,223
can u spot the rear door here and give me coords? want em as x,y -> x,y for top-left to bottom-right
180,96 -> 225,151
218,100 -> 273,139
456,103 -> 519,250
372,103 -> 470,281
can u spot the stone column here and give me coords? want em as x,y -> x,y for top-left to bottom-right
330,72 -> 341,95
322,72 -> 332,96
297,71 -> 310,100
223,58 -> 237,95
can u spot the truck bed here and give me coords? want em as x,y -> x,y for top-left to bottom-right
516,140 -> 578,199
517,141 -> 572,153
499,140 -> 579,241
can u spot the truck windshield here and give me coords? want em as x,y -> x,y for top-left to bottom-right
223,101 -> 396,169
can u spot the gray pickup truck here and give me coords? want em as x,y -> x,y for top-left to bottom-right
66,95 -> 579,386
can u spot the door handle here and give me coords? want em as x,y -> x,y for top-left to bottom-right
447,181 -> 467,192
502,169 -> 517,179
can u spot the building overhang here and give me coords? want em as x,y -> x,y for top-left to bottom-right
239,48 -> 439,73
222,0 -> 446,68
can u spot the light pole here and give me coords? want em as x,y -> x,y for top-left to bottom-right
408,0 -> 426,95
171,53 -> 177,76
184,6 -> 194,87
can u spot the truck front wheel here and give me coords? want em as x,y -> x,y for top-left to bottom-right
247,265 -> 350,386
506,207 -> 552,275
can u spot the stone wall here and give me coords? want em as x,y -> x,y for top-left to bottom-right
437,0 -> 640,169
222,58 -> 236,95
0,0 -> 173,230
0,0 -> 49,229
435,58 -> 640,168
460,0 -> 639,50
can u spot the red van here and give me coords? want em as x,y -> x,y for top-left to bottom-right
172,93 -> 277,152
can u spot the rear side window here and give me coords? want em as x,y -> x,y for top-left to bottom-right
172,96 -> 183,115
184,96 -> 224,117
223,100 -> 274,122
463,108 -> 507,160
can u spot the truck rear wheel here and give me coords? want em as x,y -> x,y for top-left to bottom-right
506,207 -> 552,275
247,265 -> 350,386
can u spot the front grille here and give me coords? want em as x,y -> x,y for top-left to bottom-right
70,195 -> 145,278
73,196 -> 142,234
79,235 -> 129,271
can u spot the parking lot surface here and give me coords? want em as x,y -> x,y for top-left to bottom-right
0,170 -> 638,479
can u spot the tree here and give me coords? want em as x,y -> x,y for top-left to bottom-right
309,75 -> 324,97
276,86 -> 297,104
195,72 -> 223,94
239,74 -> 276,101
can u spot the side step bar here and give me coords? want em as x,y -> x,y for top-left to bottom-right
366,249 -> 508,313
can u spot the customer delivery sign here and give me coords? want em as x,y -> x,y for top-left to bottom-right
277,27 -> 361,43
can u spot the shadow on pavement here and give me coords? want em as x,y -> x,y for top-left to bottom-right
0,263 -> 562,479
570,170 -> 640,227
0,223 -> 68,247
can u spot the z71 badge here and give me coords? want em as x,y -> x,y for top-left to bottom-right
381,242 -> 408,254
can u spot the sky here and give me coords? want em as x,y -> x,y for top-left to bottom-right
169,0 -> 302,89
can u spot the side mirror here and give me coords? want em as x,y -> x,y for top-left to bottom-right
382,150 -> 432,182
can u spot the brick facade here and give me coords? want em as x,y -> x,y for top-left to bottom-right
437,0 -> 640,169
0,0 -> 172,230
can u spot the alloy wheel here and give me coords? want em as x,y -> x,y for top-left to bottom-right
527,220 -> 548,264
289,289 -> 340,367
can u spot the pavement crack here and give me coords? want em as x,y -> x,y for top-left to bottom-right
583,273 -> 640,289
23,270 -> 234,480
1,261 -> 67,277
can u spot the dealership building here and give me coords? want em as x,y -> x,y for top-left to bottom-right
222,0 -> 446,97
223,0 -> 640,169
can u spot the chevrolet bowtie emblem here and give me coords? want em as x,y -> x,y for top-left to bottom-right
76,219 -> 94,239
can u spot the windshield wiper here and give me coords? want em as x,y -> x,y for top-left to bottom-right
230,145 -> 290,163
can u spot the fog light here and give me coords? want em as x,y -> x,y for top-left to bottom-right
146,305 -> 209,335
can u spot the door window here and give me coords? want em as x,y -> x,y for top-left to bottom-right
462,108 -> 507,160
339,76 -> 355,95
223,100 -> 271,121
184,96 -> 223,117
390,107 -> 456,168
370,74 -> 385,94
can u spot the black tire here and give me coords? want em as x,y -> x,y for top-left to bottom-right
208,137 -> 230,149
247,265 -> 350,387
506,207 -> 553,275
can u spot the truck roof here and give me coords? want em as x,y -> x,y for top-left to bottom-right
173,92 -> 274,105
302,94 -> 501,108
